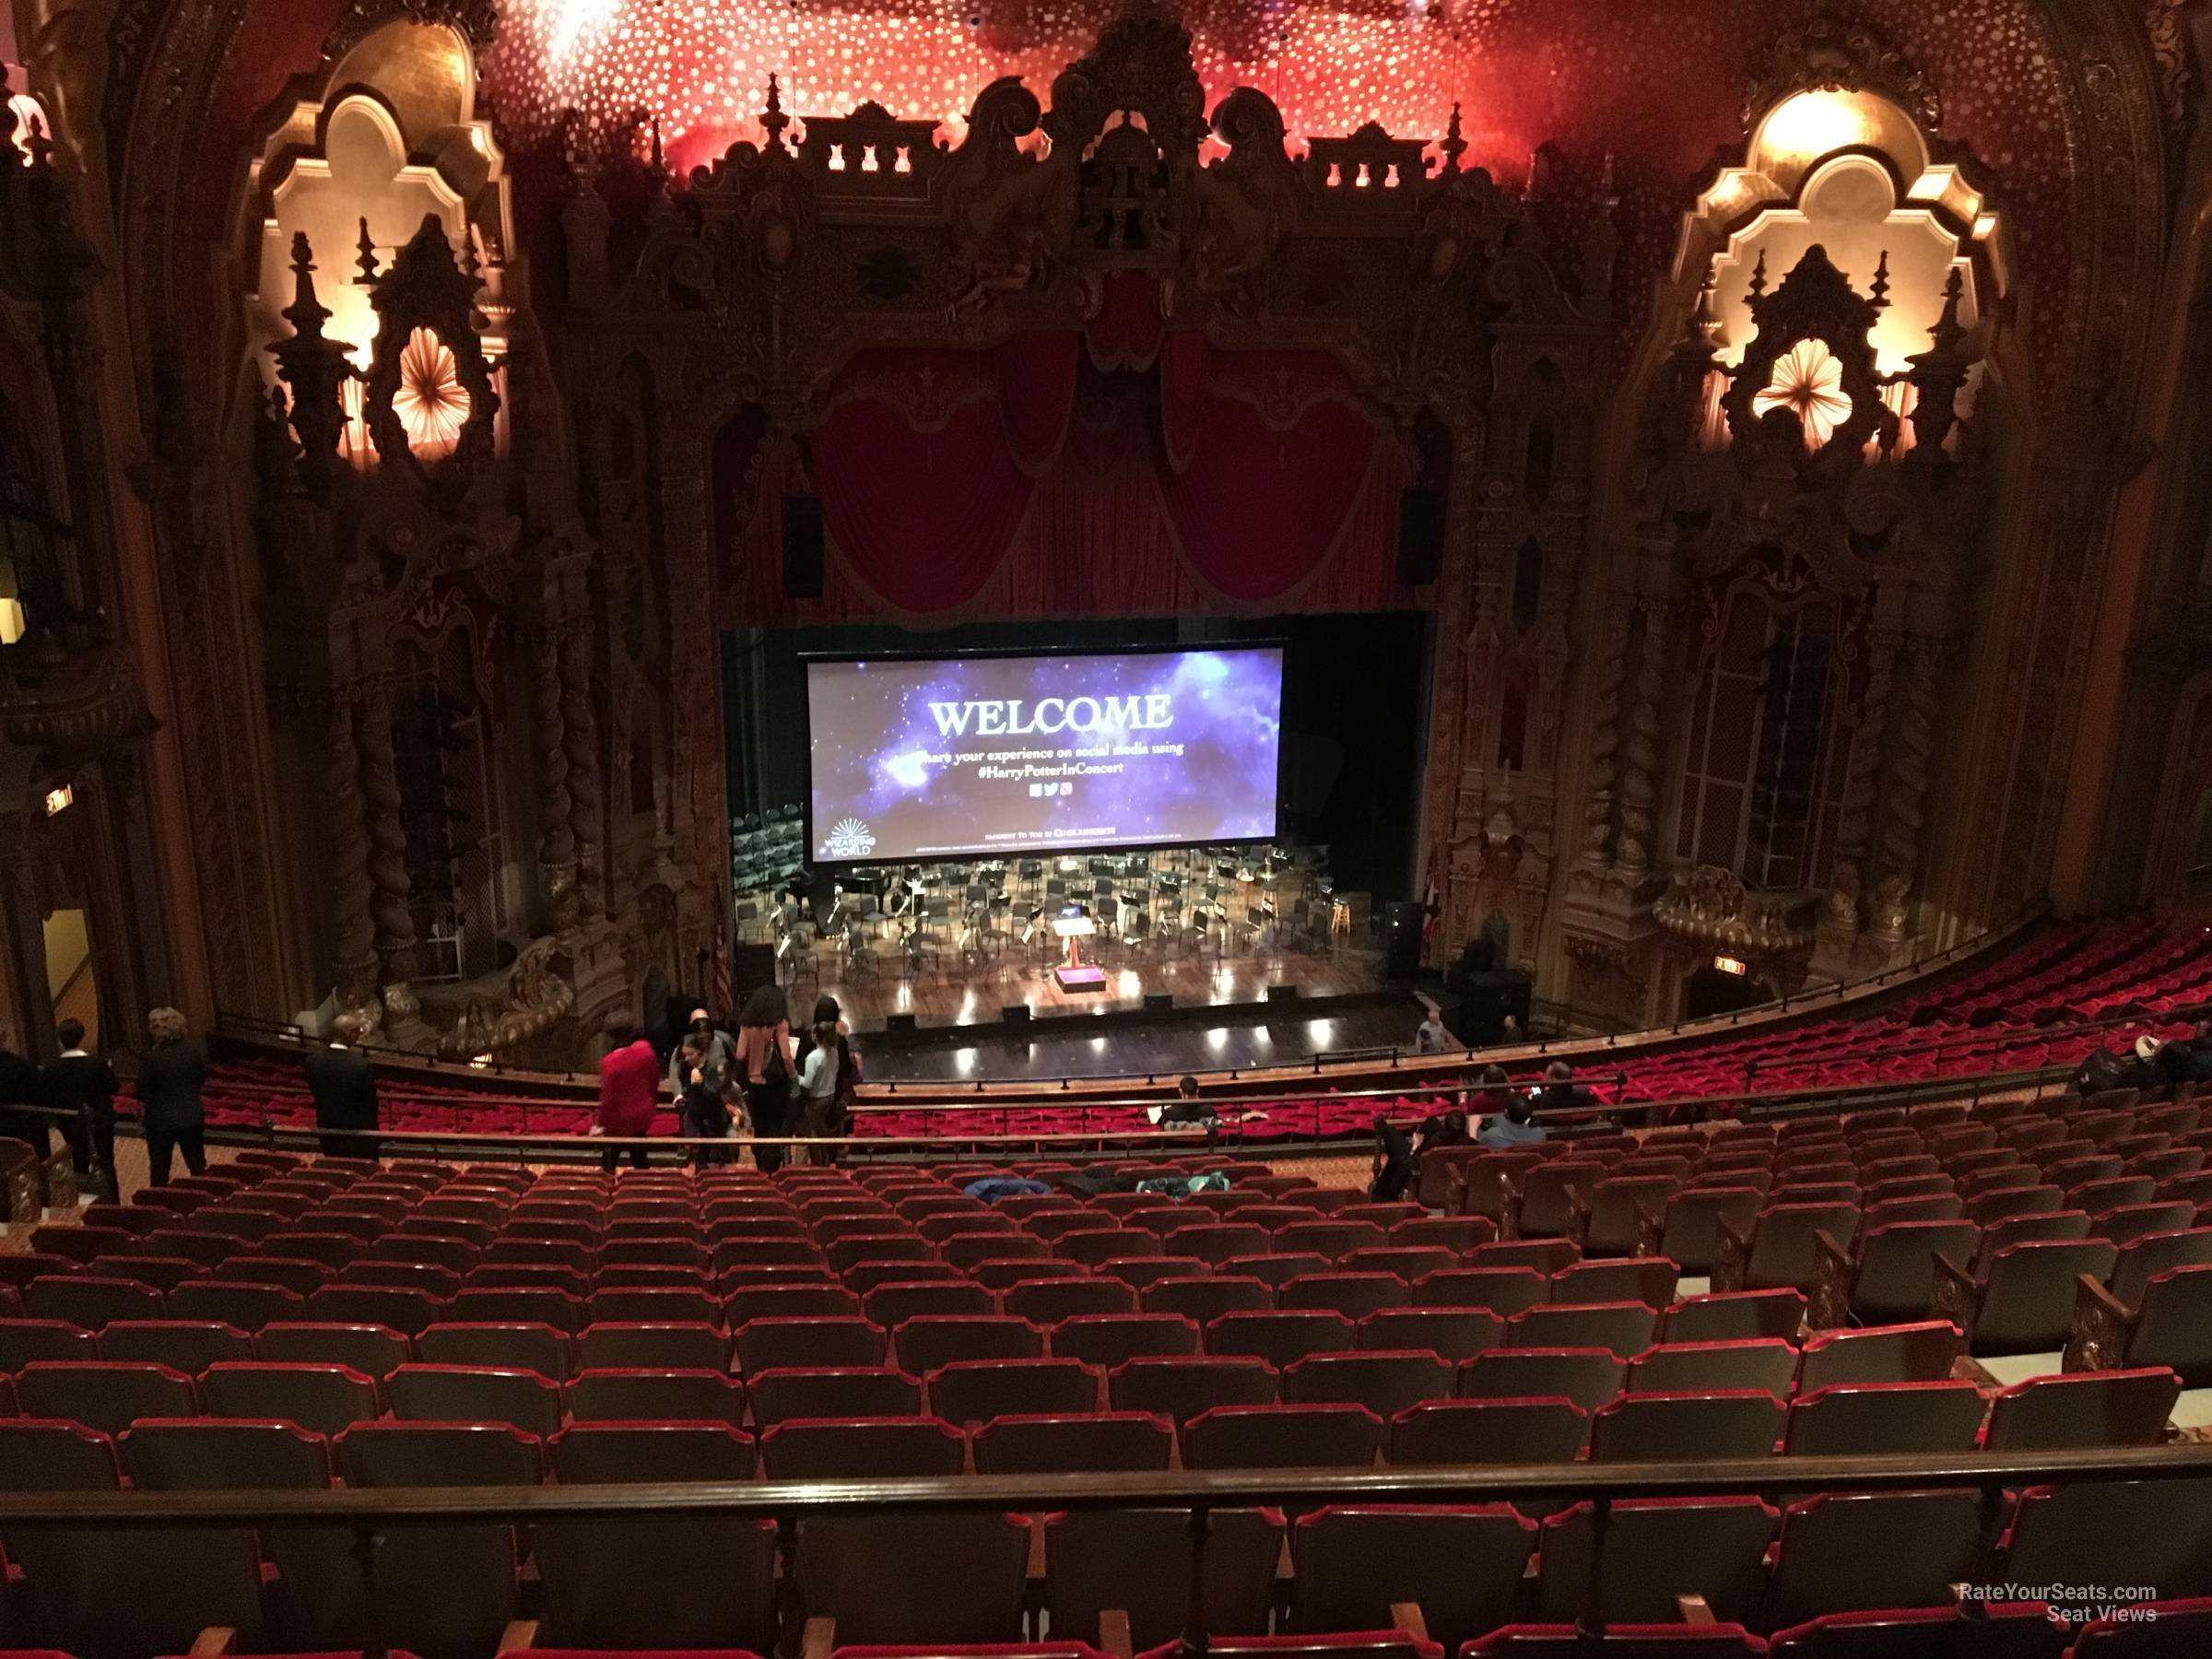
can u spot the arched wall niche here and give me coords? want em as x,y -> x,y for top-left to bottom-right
235,19 -> 513,466
1559,62 -> 2031,1030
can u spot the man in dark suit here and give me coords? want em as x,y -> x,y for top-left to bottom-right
43,1018 -> 117,1199
304,1011 -> 381,1160
0,1022 -> 47,1161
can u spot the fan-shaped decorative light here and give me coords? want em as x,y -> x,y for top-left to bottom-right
392,326 -> 471,458
1752,337 -> 1852,450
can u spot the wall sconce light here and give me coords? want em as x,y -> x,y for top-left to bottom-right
43,784 -> 72,817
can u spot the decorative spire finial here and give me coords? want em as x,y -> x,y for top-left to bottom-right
355,218 -> 381,286
761,73 -> 790,148
1440,100 -> 1465,177
1930,264 -> 1966,344
1747,248 -> 1769,303
282,230 -> 333,339
1868,248 -> 1891,312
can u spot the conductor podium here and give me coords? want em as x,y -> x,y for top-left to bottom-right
1052,910 -> 1106,993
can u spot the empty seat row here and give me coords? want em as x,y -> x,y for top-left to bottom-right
4,1413 -> 2208,1656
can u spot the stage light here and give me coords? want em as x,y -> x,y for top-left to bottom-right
1759,90 -> 1872,165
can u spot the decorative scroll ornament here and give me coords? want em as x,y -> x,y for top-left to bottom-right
1043,0 -> 1208,161
1741,9 -> 1940,133
1653,863 -> 1819,955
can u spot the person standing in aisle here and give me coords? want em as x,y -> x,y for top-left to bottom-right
136,1007 -> 208,1182
46,1018 -> 120,1197
734,985 -> 795,1172
303,1012 -> 381,1161
594,1014 -> 659,1171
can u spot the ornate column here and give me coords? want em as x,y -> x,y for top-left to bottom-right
325,693 -> 381,1021
1810,629 -> 1898,978
560,616 -> 605,918
1577,593 -> 1632,871
1871,637 -> 1940,942
1613,598 -> 1671,879
355,677 -> 420,1021
535,627 -> 578,931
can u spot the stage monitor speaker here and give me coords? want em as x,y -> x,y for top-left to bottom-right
1266,983 -> 1300,1002
883,1012 -> 918,1033
1446,967 -> 1533,1046
1382,900 -> 1425,979
1002,1005 -> 1032,1026
1396,486 -> 1443,585
782,494 -> 824,598
1144,993 -> 1173,1012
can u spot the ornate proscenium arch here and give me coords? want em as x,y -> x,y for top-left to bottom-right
62,0 -> 2174,1053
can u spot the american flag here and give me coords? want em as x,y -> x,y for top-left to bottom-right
711,912 -> 733,1019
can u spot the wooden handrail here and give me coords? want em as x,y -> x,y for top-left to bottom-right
2,1441 -> 2207,1527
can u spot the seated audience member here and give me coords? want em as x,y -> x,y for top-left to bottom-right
1477,1086 -> 1548,1148
1158,1074 -> 1218,1128
1468,1063 -> 1514,1119
1419,1105 -> 1472,1152
2192,1018 -> 2212,1084
303,1011 -> 380,1161
1371,1113 -> 1417,1200
1532,1059 -> 1596,1116
44,1018 -> 117,1194
595,1013 -> 660,1171
2150,1019 -> 2212,1088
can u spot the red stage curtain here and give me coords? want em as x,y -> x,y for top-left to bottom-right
812,395 -> 1033,614
994,330 -> 1078,477
717,323 -> 1419,624
1156,355 -> 1381,605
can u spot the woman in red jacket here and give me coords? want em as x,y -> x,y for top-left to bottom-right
595,1014 -> 660,1171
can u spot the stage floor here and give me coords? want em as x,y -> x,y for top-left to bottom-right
786,944 -> 1412,1084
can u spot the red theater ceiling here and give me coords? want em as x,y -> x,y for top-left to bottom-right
477,0 -> 2075,350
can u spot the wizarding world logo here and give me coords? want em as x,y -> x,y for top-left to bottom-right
824,817 -> 877,858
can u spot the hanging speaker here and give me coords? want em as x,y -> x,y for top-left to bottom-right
782,493 -> 824,598
1396,486 -> 1443,585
